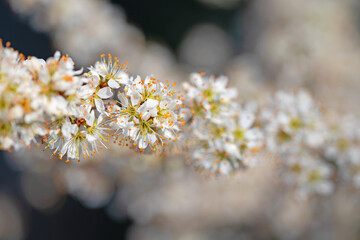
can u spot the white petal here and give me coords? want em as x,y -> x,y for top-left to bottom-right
213,76 -> 228,90
219,161 -> 232,175
59,141 -> 69,157
245,129 -> 262,140
78,84 -> 95,99
240,112 -> 255,129
70,124 -> 79,135
148,133 -> 157,145
108,79 -> 121,89
225,88 -> 237,99
115,72 -> 129,84
164,129 -> 175,139
86,134 -> 97,142
98,114 -> 104,124
169,100 -> 180,110
61,120 -> 73,139
225,143 -> 241,159
130,90 -> 141,106
146,99 -> 159,108
149,107 -> 158,118
85,110 -> 95,126
95,99 -> 106,113
190,73 -> 204,88
138,136 -> 148,149
117,93 -> 128,107
129,127 -> 139,138
67,143 -> 78,159
97,87 -> 113,99
54,51 -> 61,60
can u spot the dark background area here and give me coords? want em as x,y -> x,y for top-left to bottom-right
0,0 -> 247,239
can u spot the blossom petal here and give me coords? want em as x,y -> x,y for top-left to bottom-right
108,79 -> 120,89
85,110 -> 95,126
240,112 -> 255,129
117,93 -> 128,107
95,99 -> 105,113
97,87 -> 113,99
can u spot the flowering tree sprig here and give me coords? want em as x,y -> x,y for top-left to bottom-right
2,40 -> 360,198
0,41 -> 186,162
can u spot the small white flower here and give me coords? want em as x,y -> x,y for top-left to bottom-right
88,54 -> 129,90
108,75 -> 184,152
261,89 -> 328,153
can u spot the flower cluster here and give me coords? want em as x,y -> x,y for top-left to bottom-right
0,41 -> 185,162
44,54 -> 185,161
108,76 -> 184,152
0,41 -> 36,150
40,54 -> 132,162
0,41 -> 84,150
183,73 -> 264,175
3,41 -> 360,198
325,117 -> 360,187
261,90 -> 328,151
283,150 -> 334,197
260,90 -> 335,196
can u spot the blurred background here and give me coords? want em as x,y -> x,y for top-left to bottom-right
1,0 -> 360,239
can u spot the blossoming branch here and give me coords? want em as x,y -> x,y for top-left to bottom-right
1,40 -> 360,198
